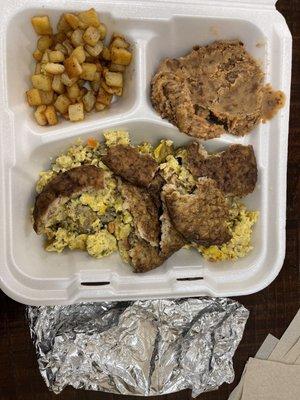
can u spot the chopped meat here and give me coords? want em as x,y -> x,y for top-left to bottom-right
102,145 -> 159,187
120,181 -> 160,247
151,40 -> 284,139
148,173 -> 165,208
128,235 -> 166,273
33,165 -> 105,234
163,178 -> 231,246
187,142 -> 257,197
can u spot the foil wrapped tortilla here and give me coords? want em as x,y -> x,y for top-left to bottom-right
27,298 -> 249,397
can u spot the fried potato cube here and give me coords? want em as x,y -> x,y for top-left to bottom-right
100,80 -> 115,94
31,74 -> 52,91
60,72 -> 78,87
31,16 -> 53,35
39,90 -> 54,105
104,71 -> 123,88
83,26 -> 100,46
78,8 -> 100,28
64,13 -> 80,29
101,46 -> 111,61
57,15 -> 72,33
91,80 -> 100,92
64,56 -> 83,78
53,32 -> 66,44
72,46 -> 86,64
33,49 -> 43,62
37,35 -> 53,51
34,105 -> 47,125
95,102 -> 106,111
80,63 -> 97,81
71,29 -> 84,47
85,41 -> 103,57
35,63 -> 42,74
41,50 -> 50,64
67,83 -> 80,99
110,47 -> 132,66
109,63 -> 125,72
113,86 -> 123,96
98,23 -> 107,39
82,90 -> 96,112
44,62 -> 65,74
110,36 -> 129,49
97,86 -> 112,106
93,72 -> 101,82
52,75 -> 65,94
44,105 -> 58,125
54,94 -> 71,114
49,50 -> 65,63
68,102 -> 84,122
62,40 -> 74,56
54,43 -> 68,55
26,88 -> 42,106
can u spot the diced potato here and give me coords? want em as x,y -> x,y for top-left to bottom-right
33,49 -> 43,62
68,102 -> 84,122
82,90 -> 96,112
37,35 -> 53,51
83,26 -> 100,46
72,46 -> 86,64
53,32 -> 66,44
52,75 -> 65,94
39,90 -> 54,105
66,30 -> 73,39
64,13 -> 80,29
113,87 -> 123,96
35,63 -> 42,74
95,102 -> 106,111
31,74 -> 52,91
41,50 -> 50,64
49,50 -> 65,63
93,72 -> 101,82
34,105 -> 47,125
67,83 -> 80,99
101,46 -> 111,61
77,87 -> 88,101
80,63 -> 97,81
98,23 -> 107,39
54,94 -> 71,114
110,36 -> 129,49
100,80 -> 115,94
104,71 -> 123,88
57,15 -> 72,33
91,80 -> 100,92
110,47 -> 132,66
31,16 -> 53,35
71,29 -> 84,47
85,41 -> 103,57
44,105 -> 58,125
95,61 -> 103,72
85,55 -> 95,63
64,56 -> 83,78
61,72 -> 78,87
78,8 -> 100,28
109,63 -> 125,72
26,88 -> 42,106
97,86 -> 112,106
44,62 -> 65,74
54,43 -> 68,55
62,40 -> 74,56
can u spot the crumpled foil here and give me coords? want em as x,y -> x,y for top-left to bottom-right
27,298 -> 249,397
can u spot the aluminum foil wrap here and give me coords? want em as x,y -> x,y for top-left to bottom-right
27,298 -> 249,397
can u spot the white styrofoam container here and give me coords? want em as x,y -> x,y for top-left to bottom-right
0,0 -> 292,305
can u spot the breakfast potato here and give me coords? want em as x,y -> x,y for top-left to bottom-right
52,75 -> 65,94
64,13 -> 80,30
44,62 -> 65,74
72,46 -> 86,64
35,63 -> 42,74
41,50 -> 50,64
100,80 -> 116,94
61,72 -> 78,87
53,32 -> 66,44
54,94 -> 71,114
37,35 -> 53,51
68,102 -> 84,121
101,46 -> 111,61
110,36 -> 129,49
26,88 -> 42,106
67,83 -> 81,99
98,23 -> 107,39
33,49 -> 43,62
80,63 -> 97,81
71,29 -> 84,47
110,63 -> 125,72
64,56 -> 83,78
31,74 -> 52,91
44,105 -> 58,125
78,9 -> 100,28
49,50 -> 65,62
57,15 -> 72,33
62,39 -> 74,56
110,47 -> 132,66
83,26 -> 100,46
85,41 -> 103,57
31,16 -> 53,35
97,86 -> 112,106
104,71 -> 123,88
95,102 -> 106,111
40,90 -> 54,105
91,80 -> 100,92
54,43 -> 68,55
82,90 -> 96,112
34,105 -> 48,125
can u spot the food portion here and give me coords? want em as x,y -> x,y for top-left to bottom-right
151,40 -> 285,140
32,131 -> 259,272
27,9 -> 132,126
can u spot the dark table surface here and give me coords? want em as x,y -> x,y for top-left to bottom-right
1,1 -> 299,399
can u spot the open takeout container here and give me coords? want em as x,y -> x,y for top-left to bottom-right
0,0 -> 292,305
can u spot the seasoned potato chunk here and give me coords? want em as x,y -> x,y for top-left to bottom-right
31,16 -> 53,35
39,90 -> 54,105
64,13 -> 80,29
54,94 -> 71,114
83,26 -> 100,46
26,88 -> 42,106
82,90 -> 96,112
61,72 -> 78,87
80,63 -> 97,81
71,46 -> 86,64
64,56 -> 83,78
68,102 -> 84,121
33,49 -> 43,62
71,29 -> 84,47
49,50 -> 65,63
85,41 -> 103,57
37,35 -> 53,51
97,87 -> 112,106
104,71 -> 123,88
111,47 -> 132,66
78,8 -> 100,28
98,23 -> 107,39
67,83 -> 81,99
44,105 -> 58,125
31,74 -> 52,91
44,62 -> 65,74
34,105 -> 47,125
52,75 -> 65,94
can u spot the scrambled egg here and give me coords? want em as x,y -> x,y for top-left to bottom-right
86,231 -> 117,258
160,155 -> 196,191
104,130 -> 130,147
153,140 -> 174,163
199,203 -> 259,261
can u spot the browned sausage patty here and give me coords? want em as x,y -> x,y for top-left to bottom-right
33,165 -> 105,234
187,142 -> 257,197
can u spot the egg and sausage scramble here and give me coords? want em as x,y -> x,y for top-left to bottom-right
34,130 -> 258,265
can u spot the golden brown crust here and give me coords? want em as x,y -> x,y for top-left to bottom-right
187,142 -> 257,197
102,145 -> 159,187
163,178 -> 231,246
33,165 -> 105,234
